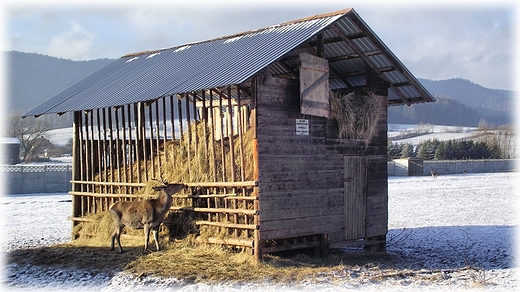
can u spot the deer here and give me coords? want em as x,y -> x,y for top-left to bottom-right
109,179 -> 186,253
430,169 -> 438,180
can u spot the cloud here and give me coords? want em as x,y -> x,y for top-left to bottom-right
44,21 -> 96,60
361,7 -> 514,90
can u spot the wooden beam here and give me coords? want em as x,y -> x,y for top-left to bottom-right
304,45 -> 355,88
344,15 -> 434,103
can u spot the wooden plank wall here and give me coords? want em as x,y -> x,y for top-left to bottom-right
256,75 -> 345,242
255,73 -> 388,246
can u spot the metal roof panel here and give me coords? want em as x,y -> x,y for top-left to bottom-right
23,8 -> 433,117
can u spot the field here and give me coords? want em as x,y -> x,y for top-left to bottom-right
1,172 -> 518,291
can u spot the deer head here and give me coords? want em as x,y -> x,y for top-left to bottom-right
151,177 -> 186,194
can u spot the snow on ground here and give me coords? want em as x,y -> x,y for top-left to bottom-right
388,123 -> 478,144
46,128 -> 74,146
1,172 -> 518,291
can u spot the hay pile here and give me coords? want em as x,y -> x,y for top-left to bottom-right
329,89 -> 385,144
74,122 -> 256,246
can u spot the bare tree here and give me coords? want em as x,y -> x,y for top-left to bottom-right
8,112 -> 50,162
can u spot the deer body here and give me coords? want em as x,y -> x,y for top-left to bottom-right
109,182 -> 185,253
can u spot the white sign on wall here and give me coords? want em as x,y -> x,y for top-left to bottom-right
295,119 -> 309,135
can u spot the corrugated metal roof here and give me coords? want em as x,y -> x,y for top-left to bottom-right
24,8 -> 433,117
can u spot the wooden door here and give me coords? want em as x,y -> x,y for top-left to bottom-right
299,52 -> 329,118
344,155 -> 367,240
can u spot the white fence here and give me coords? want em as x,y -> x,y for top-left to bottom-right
2,160 -> 516,193
1,164 -> 72,194
388,159 -> 516,176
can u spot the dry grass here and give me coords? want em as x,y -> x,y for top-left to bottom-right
6,238 -> 394,284
329,89 -> 385,144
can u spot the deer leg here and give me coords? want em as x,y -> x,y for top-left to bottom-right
152,227 -> 160,251
144,224 -> 151,252
111,225 -> 124,253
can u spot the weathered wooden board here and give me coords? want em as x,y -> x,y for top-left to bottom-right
260,214 -> 344,233
344,155 -> 367,240
259,204 -> 344,222
299,52 -> 329,118
259,191 -> 344,212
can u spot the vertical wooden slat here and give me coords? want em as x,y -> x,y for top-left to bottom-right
126,104 -> 134,185
237,87 -> 246,182
107,108 -> 115,193
155,100 -> 162,177
102,108 -> 109,193
89,112 -> 95,212
96,109 -> 103,193
169,95 -> 176,166
209,90 -> 217,182
84,111 -> 90,194
227,86 -> 236,182
71,111 -> 82,235
344,155 -> 367,240
219,90 -> 226,182
115,108 -> 122,187
177,97 -> 183,140
134,103 -> 142,183
148,103 -> 156,179
185,94 -> 192,181
192,92 -> 200,177
201,90 -> 209,171
162,96 -> 168,167
192,92 -> 198,140
139,102 -> 148,182
121,108 -> 128,190
251,77 -> 261,261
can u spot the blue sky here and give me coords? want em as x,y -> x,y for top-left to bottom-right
1,0 -> 518,90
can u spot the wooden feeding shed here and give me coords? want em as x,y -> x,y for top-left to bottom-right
24,8 -> 434,260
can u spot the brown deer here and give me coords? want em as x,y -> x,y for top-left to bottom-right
109,180 -> 186,253
430,169 -> 438,180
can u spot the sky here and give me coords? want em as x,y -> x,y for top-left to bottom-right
0,0 -> 518,91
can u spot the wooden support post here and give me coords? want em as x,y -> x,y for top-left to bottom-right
71,111 -> 82,237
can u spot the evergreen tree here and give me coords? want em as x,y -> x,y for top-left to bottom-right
434,142 -> 447,160
400,143 -> 415,158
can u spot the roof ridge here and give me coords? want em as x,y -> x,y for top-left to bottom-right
121,8 -> 352,59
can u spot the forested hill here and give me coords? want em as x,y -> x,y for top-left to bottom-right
6,51 -> 115,128
5,51 -> 515,128
387,78 -> 514,127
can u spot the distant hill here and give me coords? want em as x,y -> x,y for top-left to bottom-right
7,51 -> 114,112
5,51 -> 515,128
5,51 -> 114,128
388,78 -> 514,127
